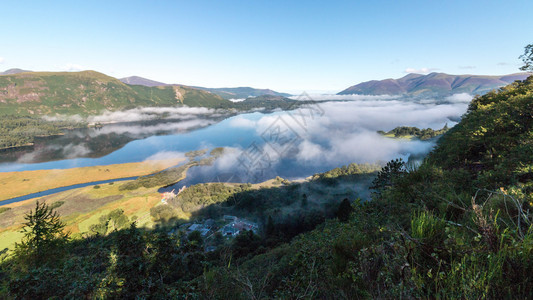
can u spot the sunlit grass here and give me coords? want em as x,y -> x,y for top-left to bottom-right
0,157 -> 185,201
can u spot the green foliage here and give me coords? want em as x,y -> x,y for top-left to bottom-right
380,124 -> 449,140
1,74 -> 532,298
119,163 -> 192,191
187,230 -> 203,246
0,115 -> 84,149
13,201 -> 69,268
108,223 -> 148,298
89,209 -> 130,235
429,75 -> 533,189
312,162 -> 381,181
370,158 -> 406,194
0,71 -> 233,116
48,201 -> 64,210
150,205 -> 179,223
519,43 -> 533,72
337,198 -> 354,222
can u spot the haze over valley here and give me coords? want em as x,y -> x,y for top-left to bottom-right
0,1 -> 532,298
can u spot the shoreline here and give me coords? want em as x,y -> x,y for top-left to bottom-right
0,157 -> 186,202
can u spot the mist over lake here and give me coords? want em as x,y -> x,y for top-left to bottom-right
0,98 -> 469,183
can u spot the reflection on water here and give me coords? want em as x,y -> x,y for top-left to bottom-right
0,115 -> 230,165
0,100 -> 468,182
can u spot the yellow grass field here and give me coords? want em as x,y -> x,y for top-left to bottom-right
0,157 -> 185,202
0,182 -> 166,251
0,172 -> 277,252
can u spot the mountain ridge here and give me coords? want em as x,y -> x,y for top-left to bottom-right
118,75 -> 291,99
0,70 -> 232,115
0,68 -> 32,75
119,76 -> 168,87
338,72 -> 530,97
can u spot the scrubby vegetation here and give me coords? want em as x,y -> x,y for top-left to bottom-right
119,163 -> 192,191
0,115 -> 84,150
378,124 -> 449,140
0,75 -> 531,298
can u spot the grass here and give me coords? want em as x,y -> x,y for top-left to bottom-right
0,179 -> 169,251
384,133 -> 415,140
0,157 -> 185,201
0,230 -> 24,251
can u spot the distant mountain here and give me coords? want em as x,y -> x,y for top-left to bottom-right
119,76 -> 168,87
338,72 -> 530,97
0,71 -> 231,115
0,68 -> 32,75
193,86 -> 292,99
119,76 -> 290,99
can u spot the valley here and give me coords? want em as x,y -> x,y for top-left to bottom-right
1,1 -> 532,297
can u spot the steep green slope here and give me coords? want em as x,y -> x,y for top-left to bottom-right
430,75 -> 533,187
211,75 -> 532,298
1,76 -> 531,298
0,71 -> 231,115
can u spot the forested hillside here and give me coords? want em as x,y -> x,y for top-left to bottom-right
0,71 -> 232,115
0,76 -> 531,298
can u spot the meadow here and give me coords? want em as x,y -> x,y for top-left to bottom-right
0,157 -> 185,201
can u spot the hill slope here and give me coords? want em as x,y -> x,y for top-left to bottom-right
1,76 -> 532,298
0,69 -> 32,75
339,72 -> 530,97
193,86 -> 292,99
0,71 -> 231,115
118,76 -> 291,99
119,76 -> 168,87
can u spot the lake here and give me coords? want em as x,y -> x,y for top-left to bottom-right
0,99 -> 468,197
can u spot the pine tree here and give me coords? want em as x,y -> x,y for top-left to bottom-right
14,201 -> 69,268
337,198 -> 354,223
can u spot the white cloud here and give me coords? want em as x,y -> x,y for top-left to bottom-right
86,106 -> 218,123
144,151 -> 184,161
60,63 -> 84,72
89,119 -> 217,137
289,94 -> 398,101
218,99 -> 469,181
404,67 -> 439,74
445,93 -> 473,103
62,143 -> 91,158
0,57 -> 4,64
228,116 -> 256,128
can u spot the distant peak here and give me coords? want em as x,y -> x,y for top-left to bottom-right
119,76 -> 168,87
0,68 -> 32,75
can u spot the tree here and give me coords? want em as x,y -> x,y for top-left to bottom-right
14,201 -> 69,268
370,158 -> 406,192
188,230 -> 203,246
266,215 -> 275,236
519,44 -> 533,72
111,223 -> 148,298
301,193 -> 308,208
337,198 -> 354,222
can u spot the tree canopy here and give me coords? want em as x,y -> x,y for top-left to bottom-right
519,43 -> 533,72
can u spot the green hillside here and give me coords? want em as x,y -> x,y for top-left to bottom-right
0,71 -> 231,115
193,86 -> 292,99
0,76 -> 531,298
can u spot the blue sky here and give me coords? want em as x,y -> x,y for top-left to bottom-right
0,0 -> 531,93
